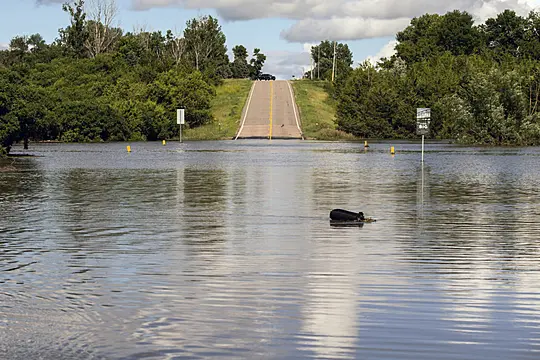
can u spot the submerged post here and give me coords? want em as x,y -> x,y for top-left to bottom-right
422,135 -> 425,162
177,109 -> 185,143
416,108 -> 431,163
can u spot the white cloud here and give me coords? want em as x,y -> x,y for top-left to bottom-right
262,49 -> 311,80
37,0 -> 539,43
303,43 -> 317,53
281,17 -> 411,42
0,43 -> 9,51
365,40 -> 398,65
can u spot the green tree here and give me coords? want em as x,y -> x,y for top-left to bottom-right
61,0 -> 89,58
0,69 -> 20,155
184,16 -> 228,73
480,10 -> 527,58
249,48 -> 266,79
149,69 -> 216,129
395,11 -> 482,65
230,45 -> 250,78
309,41 -> 353,82
436,11 -> 483,55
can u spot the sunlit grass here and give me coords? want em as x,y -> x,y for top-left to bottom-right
184,79 -> 253,140
291,80 -> 354,140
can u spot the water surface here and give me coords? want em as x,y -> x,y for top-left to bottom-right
2,141 -> 540,359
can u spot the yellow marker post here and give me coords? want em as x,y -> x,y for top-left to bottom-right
364,140 -> 369,148
127,145 -> 131,153
390,146 -> 395,155
269,81 -> 274,140
162,140 -> 166,146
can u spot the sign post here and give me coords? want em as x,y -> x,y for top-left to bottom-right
416,108 -> 431,162
177,109 -> 185,143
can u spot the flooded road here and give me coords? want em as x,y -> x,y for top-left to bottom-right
1,141 -> 540,359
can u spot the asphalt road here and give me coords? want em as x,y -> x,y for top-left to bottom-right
235,80 -> 303,139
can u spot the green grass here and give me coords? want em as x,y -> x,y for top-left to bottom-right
184,79 -> 253,140
291,80 -> 354,140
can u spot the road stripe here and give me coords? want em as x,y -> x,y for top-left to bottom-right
269,81 -> 273,140
234,81 -> 256,140
287,81 -> 304,140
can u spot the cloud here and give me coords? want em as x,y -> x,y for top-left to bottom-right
262,49 -> 311,80
129,0 -> 537,42
365,40 -> 398,65
0,43 -> 9,51
37,0 -> 539,42
281,17 -> 411,42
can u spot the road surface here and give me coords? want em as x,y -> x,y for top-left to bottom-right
235,80 -> 303,140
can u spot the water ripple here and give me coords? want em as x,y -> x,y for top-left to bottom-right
2,142 -> 540,359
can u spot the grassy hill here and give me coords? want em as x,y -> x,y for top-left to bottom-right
290,80 -> 354,140
184,79 -> 253,140
185,78 -> 352,141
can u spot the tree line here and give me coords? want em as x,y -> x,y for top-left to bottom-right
0,0 -> 266,155
308,10 -> 540,145
4,5 -> 540,154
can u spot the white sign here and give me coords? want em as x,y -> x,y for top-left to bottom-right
416,108 -> 431,136
417,108 -> 431,119
177,109 -> 185,125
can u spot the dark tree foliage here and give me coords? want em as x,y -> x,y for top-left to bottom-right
249,48 -> 267,79
0,69 -> 20,155
309,40 -> 353,83
230,45 -> 250,78
61,0 -> 89,58
336,10 -> 540,145
0,2 -> 234,154
228,45 -> 267,79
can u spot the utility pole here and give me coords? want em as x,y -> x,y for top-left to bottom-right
310,47 -> 314,80
317,45 -> 320,80
331,41 -> 336,82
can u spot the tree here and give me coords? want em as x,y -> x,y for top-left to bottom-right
148,69 -> 216,129
61,0 -> 89,58
84,0 -> 122,57
184,16 -> 228,73
166,30 -> 186,66
309,41 -> 353,82
395,14 -> 442,64
230,45 -> 250,78
436,11 -> 482,56
0,69 -> 20,155
481,10 -> 528,58
249,48 -> 266,79
393,11 -> 483,66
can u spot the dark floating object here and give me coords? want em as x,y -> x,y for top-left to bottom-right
329,209 -> 376,226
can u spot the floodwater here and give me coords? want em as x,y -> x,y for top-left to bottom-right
1,140 -> 540,359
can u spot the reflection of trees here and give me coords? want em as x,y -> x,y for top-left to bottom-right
0,158 -> 45,266
311,160 -> 423,228
0,158 -> 44,218
54,168 -> 178,251
179,167 -> 229,253
397,156 -> 540,348
0,158 -> 45,272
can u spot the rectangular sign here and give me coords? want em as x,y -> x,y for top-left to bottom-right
416,108 -> 430,136
177,109 -> 185,125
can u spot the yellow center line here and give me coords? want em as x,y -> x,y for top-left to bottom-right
269,81 -> 273,140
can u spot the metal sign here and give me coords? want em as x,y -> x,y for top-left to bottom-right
416,108 -> 431,136
177,109 -> 185,125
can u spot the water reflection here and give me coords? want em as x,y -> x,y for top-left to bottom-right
2,142 -> 540,359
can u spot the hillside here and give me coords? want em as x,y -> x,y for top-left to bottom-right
185,78 -> 352,141
290,80 -> 354,140
184,79 -> 253,140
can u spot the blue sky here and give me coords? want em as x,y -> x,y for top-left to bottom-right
1,0 -> 539,79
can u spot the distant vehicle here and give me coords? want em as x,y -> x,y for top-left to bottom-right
257,73 -> 276,81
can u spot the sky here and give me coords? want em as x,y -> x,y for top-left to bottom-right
1,0 -> 540,79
